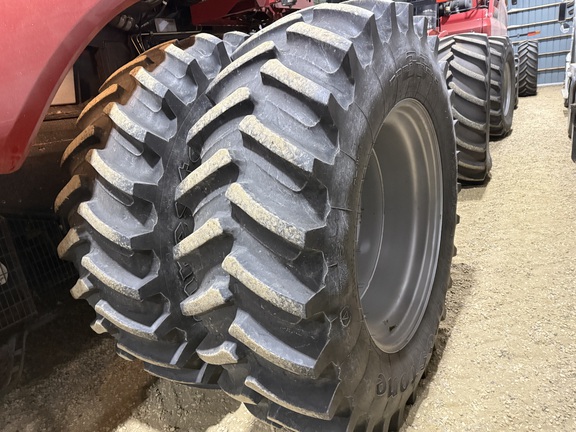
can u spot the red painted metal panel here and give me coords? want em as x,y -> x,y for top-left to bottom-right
190,0 -> 312,26
0,0 -> 137,174
438,0 -> 509,37
191,0 -> 254,25
272,0 -> 315,9
484,0 -> 508,36
438,1 -> 486,36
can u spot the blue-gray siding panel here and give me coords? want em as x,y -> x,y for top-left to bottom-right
508,0 -> 570,85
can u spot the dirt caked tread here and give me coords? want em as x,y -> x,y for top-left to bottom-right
439,33 -> 492,183
488,36 -> 515,137
174,1 -> 457,430
57,35 -> 236,386
223,31 -> 251,57
518,40 -> 538,97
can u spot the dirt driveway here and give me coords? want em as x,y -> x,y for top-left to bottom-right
1,85 -> 575,432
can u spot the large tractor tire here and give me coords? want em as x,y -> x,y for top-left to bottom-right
55,33 -> 246,386
514,53 -> 519,109
489,36 -> 515,138
173,1 -> 457,430
439,34 -> 491,183
518,40 -> 538,96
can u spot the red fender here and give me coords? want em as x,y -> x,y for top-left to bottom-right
0,0 -> 137,174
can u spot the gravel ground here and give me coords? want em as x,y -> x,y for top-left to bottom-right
1,85 -> 575,431
403,85 -> 576,431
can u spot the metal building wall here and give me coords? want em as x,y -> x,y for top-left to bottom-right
508,0 -> 568,85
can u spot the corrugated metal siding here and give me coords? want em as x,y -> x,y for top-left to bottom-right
508,0 -> 569,84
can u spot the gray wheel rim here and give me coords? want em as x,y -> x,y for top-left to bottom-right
356,98 -> 443,353
503,61 -> 513,116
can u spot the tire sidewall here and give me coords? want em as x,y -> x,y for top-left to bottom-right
322,34 -> 457,411
502,42 -> 515,132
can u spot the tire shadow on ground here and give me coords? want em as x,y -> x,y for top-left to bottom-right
1,302 -> 156,432
459,176 -> 491,201
111,379 -> 273,432
401,261 -> 476,429
18,302 -> 98,384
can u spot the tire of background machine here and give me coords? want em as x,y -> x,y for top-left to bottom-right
571,119 -> 576,160
569,101 -> 573,140
488,36 -> 515,137
439,33 -> 491,183
567,67 -> 576,141
173,1 -> 457,430
55,32 -> 248,386
514,53 -> 519,109
518,40 -> 538,96
571,116 -> 576,162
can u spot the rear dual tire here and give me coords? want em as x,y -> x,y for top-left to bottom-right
56,34 -> 246,386
59,1 -> 458,430
172,1 -> 457,430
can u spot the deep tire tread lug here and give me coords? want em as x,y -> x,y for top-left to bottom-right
439,33 -> 491,182
229,310 -> 320,377
59,34 -> 239,386
95,299 -> 172,341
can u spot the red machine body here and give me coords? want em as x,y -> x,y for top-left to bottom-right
434,0 -> 508,37
0,0 -> 310,175
189,0 -> 312,27
0,0 -> 510,175
0,0 -> 137,174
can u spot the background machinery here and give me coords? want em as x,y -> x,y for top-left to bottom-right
558,0 -> 576,160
